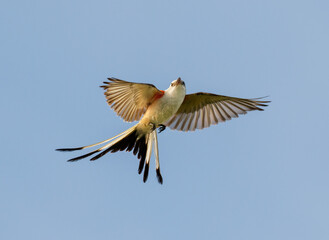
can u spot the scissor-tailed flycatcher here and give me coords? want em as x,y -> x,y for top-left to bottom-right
57,77 -> 269,184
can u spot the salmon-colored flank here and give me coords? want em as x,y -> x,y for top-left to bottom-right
152,90 -> 165,102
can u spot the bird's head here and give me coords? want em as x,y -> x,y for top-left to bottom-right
166,77 -> 186,98
170,77 -> 185,88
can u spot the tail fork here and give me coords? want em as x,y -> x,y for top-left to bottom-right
56,124 -> 163,184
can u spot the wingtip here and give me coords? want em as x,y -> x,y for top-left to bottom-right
252,96 -> 271,104
100,82 -> 110,89
107,77 -> 121,82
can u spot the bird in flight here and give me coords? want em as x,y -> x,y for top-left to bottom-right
57,77 -> 269,184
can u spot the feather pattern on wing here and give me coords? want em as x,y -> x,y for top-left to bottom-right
164,92 -> 270,131
100,78 -> 163,122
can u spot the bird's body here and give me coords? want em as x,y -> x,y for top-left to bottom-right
139,79 -> 186,128
57,77 -> 269,184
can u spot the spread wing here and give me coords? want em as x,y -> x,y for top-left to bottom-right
164,92 -> 270,131
101,78 -> 163,122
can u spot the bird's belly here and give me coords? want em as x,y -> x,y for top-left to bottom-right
142,96 -> 183,125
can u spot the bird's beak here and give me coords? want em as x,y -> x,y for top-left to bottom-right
176,77 -> 185,86
171,77 -> 185,87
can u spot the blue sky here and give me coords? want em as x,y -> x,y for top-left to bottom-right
1,0 -> 329,239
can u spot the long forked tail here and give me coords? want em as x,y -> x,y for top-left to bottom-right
56,124 -> 163,184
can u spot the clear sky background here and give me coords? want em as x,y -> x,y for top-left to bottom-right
1,0 -> 329,239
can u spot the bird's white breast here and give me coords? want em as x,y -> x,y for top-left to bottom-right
142,85 -> 186,125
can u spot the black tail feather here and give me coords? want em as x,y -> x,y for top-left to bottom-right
67,149 -> 100,162
90,147 -> 112,161
111,131 -> 137,152
137,136 -> 147,174
87,130 -> 148,177
138,157 -> 145,174
56,147 -> 84,152
133,139 -> 140,155
156,168 -> 163,184
89,130 -> 141,161
60,129 -> 151,181
143,163 -> 149,182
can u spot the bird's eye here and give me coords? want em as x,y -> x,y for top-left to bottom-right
171,83 -> 173,87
